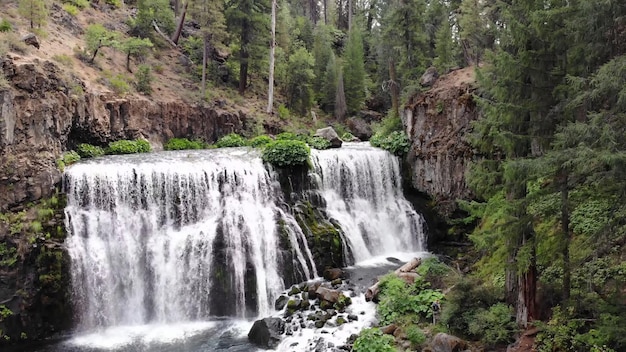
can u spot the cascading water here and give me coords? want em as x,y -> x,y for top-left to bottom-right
64,148 -> 316,330
57,142 -> 427,351
311,143 -> 425,263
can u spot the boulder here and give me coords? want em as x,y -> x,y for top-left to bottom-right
429,333 -> 468,352
22,33 -> 40,49
420,66 -> 439,87
323,268 -> 344,281
346,117 -> 372,141
274,295 -> 289,310
314,127 -> 342,148
381,324 -> 398,335
315,286 -> 341,303
248,317 -> 285,349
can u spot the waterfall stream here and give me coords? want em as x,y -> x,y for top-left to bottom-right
60,143 -> 426,350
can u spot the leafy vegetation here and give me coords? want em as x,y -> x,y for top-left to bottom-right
55,151 -> 80,171
76,143 -> 105,158
377,274 -> 444,325
370,131 -> 410,156
164,138 -> 206,150
352,328 -> 396,352
214,133 -> 246,148
107,139 -> 151,154
248,135 -> 273,148
307,136 -> 331,150
261,140 -> 310,168
134,64 -> 153,94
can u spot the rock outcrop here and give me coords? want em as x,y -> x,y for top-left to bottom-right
314,126 -> 342,148
403,67 -> 478,216
0,55 -> 248,212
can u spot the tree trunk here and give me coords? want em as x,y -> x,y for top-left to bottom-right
171,1 -> 188,45
348,0 -> 353,30
323,0 -> 327,25
126,52 -> 131,72
334,70 -> 347,120
239,19 -> 250,95
365,258 -> 422,302
560,171 -> 571,302
516,228 -> 537,327
266,0 -> 276,113
202,35 -> 208,98
389,59 -> 399,118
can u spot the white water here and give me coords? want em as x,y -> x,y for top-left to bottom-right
62,143 -> 426,351
311,143 -> 425,264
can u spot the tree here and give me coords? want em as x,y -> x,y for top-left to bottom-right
134,0 -> 175,38
189,0 -> 226,98
85,24 -> 119,63
312,25 -> 334,103
284,47 -> 315,115
342,26 -> 366,115
266,0 -> 277,113
320,52 -> 338,113
334,68 -> 347,120
433,12 -> 457,74
119,37 -> 153,72
18,0 -> 47,29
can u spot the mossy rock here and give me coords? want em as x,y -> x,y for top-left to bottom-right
288,286 -> 301,296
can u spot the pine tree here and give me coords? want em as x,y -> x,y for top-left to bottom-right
320,52 -> 338,113
18,0 -> 48,29
284,47 -> 315,115
342,26 -> 365,115
433,13 -> 457,74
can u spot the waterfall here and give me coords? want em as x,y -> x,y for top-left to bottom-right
64,143 -> 425,333
310,143 -> 425,263
64,149 -> 316,329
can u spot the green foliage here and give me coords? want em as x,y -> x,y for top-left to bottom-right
341,132 -> 355,141
352,328 -> 396,352
343,27 -> 366,114
135,64 -> 153,94
56,151 -> 81,171
262,140 -> 310,168
377,274 -> 444,325
107,139 -> 151,154
119,38 -> 153,71
76,143 -> 105,158
0,19 -> 13,32
215,133 -> 247,148
276,132 -> 308,142
405,324 -> 426,348
0,305 -> 13,319
134,0 -> 175,37
104,0 -> 122,7
63,0 -> 89,9
84,24 -> 118,63
164,138 -> 206,150
62,3 -> 79,15
307,136 -> 331,150
277,104 -> 290,120
284,47 -> 315,115
108,74 -> 131,95
52,54 -> 73,67
18,0 -> 48,29
0,243 -> 18,267
370,131 -> 410,156
248,135 -> 272,148
467,303 -> 517,347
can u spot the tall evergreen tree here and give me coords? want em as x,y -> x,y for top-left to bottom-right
18,0 -> 47,29
342,26 -> 366,115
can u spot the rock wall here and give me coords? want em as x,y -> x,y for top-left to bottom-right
403,68 -> 478,216
0,55 -> 249,344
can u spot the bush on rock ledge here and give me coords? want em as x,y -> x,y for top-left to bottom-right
262,140 -> 310,168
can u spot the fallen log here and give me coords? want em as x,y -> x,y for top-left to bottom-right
365,257 -> 422,302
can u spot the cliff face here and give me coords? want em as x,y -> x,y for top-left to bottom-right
403,67 -> 478,216
0,55 -> 249,212
0,56 -> 249,343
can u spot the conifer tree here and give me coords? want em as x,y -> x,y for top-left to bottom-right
320,52 -> 338,113
342,26 -> 365,115
189,0 -> 226,97
18,0 -> 48,29
433,13 -> 457,74
284,47 -> 315,115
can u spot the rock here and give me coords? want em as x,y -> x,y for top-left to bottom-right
420,66 -> 439,87
314,127 -> 342,148
315,286 -> 341,303
21,33 -> 40,49
301,299 -> 311,309
275,295 -> 289,310
248,317 -> 285,349
334,294 -> 352,310
286,299 -> 301,311
319,300 -> 334,310
381,324 -> 397,335
314,320 -> 326,328
288,285 -> 301,296
308,282 -> 322,297
323,268 -> 344,281
331,278 -> 342,286
347,314 -> 358,321
429,333 -> 468,352
336,316 -> 347,325
347,117 -> 373,141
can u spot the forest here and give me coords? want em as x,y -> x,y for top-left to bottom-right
1,0 -> 626,350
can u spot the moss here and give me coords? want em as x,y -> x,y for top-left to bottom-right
295,201 -> 345,272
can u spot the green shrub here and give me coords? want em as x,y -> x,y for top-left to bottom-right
135,64 -> 153,94
0,19 -> 12,32
62,3 -> 79,16
377,274 -> 444,325
76,143 -> 105,158
0,72 -> 9,90
352,328 -> 396,352
262,140 -> 310,168
63,0 -> 89,9
104,0 -> 122,7
56,151 -> 81,171
276,132 -> 308,142
467,303 -> 517,347
341,132 -> 356,141
108,139 -> 151,154
52,54 -> 73,67
215,133 -> 246,148
405,324 -> 426,348
164,138 -> 205,150
277,104 -> 290,120
307,136 -> 331,150
370,131 -> 410,156
248,135 -> 273,148
108,74 -> 130,95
